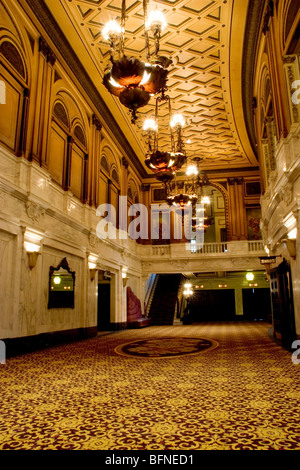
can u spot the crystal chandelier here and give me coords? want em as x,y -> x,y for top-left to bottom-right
102,0 -> 171,123
143,93 -> 186,180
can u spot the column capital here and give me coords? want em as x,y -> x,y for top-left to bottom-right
39,37 -> 56,66
122,157 -> 129,169
92,114 -> 102,131
141,184 -> 150,192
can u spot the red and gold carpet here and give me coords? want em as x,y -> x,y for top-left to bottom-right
114,337 -> 218,358
0,322 -> 300,450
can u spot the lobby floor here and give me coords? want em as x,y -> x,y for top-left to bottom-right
0,322 -> 299,450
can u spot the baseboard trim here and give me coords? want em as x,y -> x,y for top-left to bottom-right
3,326 -> 98,358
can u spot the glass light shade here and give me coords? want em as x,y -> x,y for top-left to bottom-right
246,272 -> 254,281
102,20 -> 122,41
24,241 -> 40,253
170,114 -> 185,128
186,165 -> 198,176
288,228 -> 297,240
201,196 -> 211,205
53,276 -> 61,285
140,70 -> 152,86
108,76 -> 123,88
146,9 -> 167,32
143,118 -> 158,132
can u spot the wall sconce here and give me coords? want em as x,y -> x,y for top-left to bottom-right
24,229 -> 43,270
246,272 -> 254,281
88,254 -> 98,281
122,268 -> 128,287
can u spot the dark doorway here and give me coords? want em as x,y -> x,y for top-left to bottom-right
189,289 -> 236,322
98,283 -> 111,331
270,259 -> 296,351
242,288 -> 272,321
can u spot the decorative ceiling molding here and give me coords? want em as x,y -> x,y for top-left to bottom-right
62,0 -> 258,170
23,0 -> 262,177
242,0 -> 266,158
23,0 -> 148,178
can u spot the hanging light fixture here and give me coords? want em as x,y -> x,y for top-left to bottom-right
143,93 -> 186,177
185,157 -> 210,204
102,0 -> 170,123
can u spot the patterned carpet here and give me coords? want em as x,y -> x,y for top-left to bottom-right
115,337 -> 218,358
0,322 -> 300,450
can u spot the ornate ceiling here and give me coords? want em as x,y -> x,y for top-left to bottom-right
45,0 -> 258,174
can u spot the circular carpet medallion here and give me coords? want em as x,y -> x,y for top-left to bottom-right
115,337 -> 219,358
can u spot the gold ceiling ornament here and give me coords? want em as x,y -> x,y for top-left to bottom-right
102,0 -> 171,124
143,93 -> 186,177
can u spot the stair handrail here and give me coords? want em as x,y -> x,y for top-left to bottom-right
145,274 -> 159,316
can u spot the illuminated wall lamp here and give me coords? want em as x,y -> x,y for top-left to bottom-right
24,230 -> 43,270
122,268 -> 128,287
88,254 -> 98,281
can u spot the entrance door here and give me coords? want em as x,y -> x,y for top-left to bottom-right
190,289 -> 236,321
242,288 -> 271,321
270,259 -> 296,350
98,283 -> 111,331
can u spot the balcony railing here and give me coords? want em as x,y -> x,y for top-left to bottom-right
146,240 -> 265,258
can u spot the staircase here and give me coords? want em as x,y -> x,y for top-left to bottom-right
148,274 -> 182,325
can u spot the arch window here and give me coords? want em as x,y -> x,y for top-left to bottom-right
100,155 -> 109,174
0,36 -> 29,154
48,99 -> 88,202
73,124 -> 86,148
127,187 -> 133,201
0,40 -> 26,80
111,168 -> 119,185
53,102 -> 70,130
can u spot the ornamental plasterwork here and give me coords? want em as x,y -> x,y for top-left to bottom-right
281,182 -> 293,206
25,200 -> 45,223
58,0 -> 257,170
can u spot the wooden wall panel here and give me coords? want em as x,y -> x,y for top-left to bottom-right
48,125 -> 66,186
0,73 -> 21,151
98,174 -> 107,206
70,146 -> 83,199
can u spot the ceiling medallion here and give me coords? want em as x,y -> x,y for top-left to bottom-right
102,1 -> 171,124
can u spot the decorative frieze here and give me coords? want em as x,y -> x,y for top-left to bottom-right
281,182 -> 293,206
25,200 -> 45,223
283,54 -> 300,126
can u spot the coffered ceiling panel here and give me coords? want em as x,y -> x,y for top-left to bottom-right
53,0 -> 257,173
